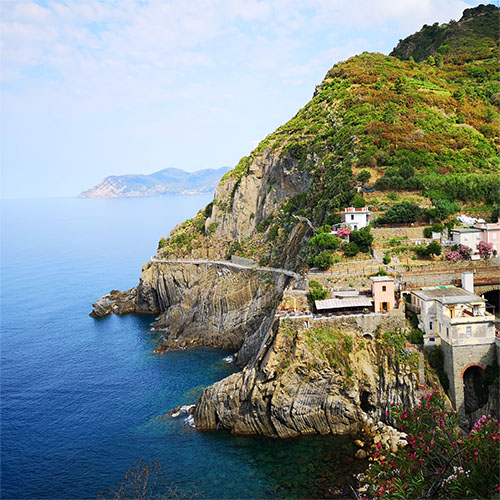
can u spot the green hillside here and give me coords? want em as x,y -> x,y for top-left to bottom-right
160,5 -> 500,267
390,3 -> 499,62
233,8 -> 499,209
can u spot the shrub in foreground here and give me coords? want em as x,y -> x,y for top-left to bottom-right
361,392 -> 500,499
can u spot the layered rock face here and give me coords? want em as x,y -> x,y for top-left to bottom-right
208,150 -> 312,244
194,318 -> 420,438
91,261 -> 292,360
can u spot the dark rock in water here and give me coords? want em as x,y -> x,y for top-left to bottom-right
90,261 -> 291,360
89,297 -> 113,318
164,406 -> 181,418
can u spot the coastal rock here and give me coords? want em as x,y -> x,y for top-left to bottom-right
194,317 -> 420,438
90,261 -> 292,357
90,297 -> 114,318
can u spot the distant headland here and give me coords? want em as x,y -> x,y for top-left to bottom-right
78,166 -> 230,198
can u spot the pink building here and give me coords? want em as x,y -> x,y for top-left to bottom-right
451,219 -> 500,255
370,276 -> 395,313
475,219 -> 500,254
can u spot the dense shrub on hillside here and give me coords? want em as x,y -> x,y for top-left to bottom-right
357,170 -> 372,183
307,280 -> 328,306
414,241 -> 442,257
312,250 -> 336,270
419,174 -> 500,204
378,202 -> 423,224
349,227 -> 374,253
344,241 -> 360,257
309,233 -> 341,250
426,200 -> 461,222
307,233 -> 341,269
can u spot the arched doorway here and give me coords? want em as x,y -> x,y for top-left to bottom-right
462,364 -> 486,415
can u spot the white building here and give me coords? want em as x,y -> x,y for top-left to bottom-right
407,275 -> 495,347
450,227 -> 483,252
344,207 -> 369,230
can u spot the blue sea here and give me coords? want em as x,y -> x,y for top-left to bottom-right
1,196 -> 359,500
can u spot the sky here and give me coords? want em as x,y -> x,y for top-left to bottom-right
0,0 -> 490,198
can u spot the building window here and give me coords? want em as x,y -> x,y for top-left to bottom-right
382,285 -> 386,292
446,327 -> 449,337
493,233 -> 497,240
466,326 -> 472,337
439,323 -> 441,333
351,214 -> 354,220
429,321 -> 433,331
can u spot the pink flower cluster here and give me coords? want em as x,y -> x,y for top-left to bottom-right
337,226 -> 351,238
445,244 -> 473,261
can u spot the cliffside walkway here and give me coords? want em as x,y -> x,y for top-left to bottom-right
150,256 -> 302,280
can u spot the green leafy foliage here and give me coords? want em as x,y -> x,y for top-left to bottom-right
349,227 -> 373,253
427,346 -> 449,391
426,200 -> 461,221
309,233 -> 341,250
424,224 -> 444,238
410,328 -> 424,344
378,202 -> 423,224
415,241 -> 442,257
362,392 -> 500,499
352,194 -> 366,208
311,250 -> 336,270
344,241 -> 360,257
357,170 -> 372,183
306,280 -> 328,306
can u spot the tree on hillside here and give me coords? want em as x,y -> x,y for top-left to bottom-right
350,227 -> 373,253
309,233 -> 341,250
378,202 -> 422,224
357,170 -> 371,183
351,194 -> 366,208
307,280 -> 328,306
427,240 -> 442,257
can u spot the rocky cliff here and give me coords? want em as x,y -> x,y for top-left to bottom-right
91,261 -> 293,364
194,318 -> 420,438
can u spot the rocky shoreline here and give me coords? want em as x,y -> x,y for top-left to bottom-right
91,261 -> 421,441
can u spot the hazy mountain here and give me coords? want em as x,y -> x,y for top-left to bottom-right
78,167 -> 230,198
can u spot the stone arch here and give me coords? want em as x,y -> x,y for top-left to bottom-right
363,333 -> 374,340
462,364 -> 487,415
461,363 -> 485,378
476,284 -> 500,296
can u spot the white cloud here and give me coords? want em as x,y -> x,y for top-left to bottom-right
1,0 -> 470,106
0,0 -> 477,197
